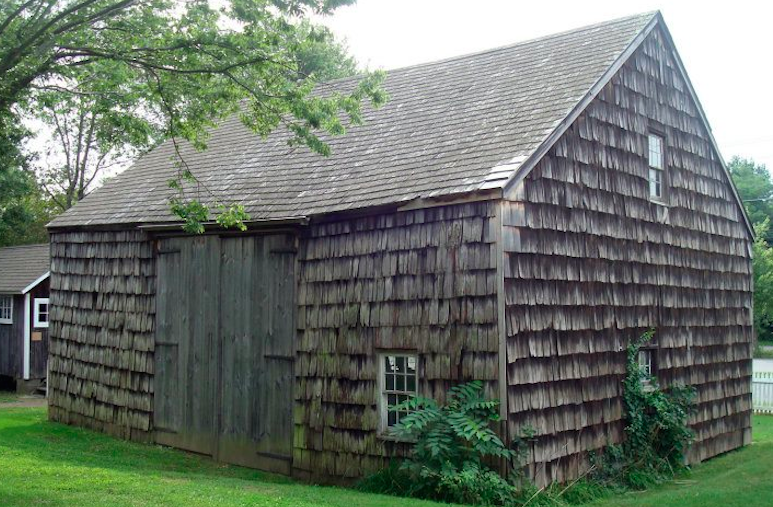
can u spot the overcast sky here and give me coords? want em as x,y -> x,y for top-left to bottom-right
317,0 -> 773,170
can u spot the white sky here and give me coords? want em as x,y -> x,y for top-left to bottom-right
317,0 -> 773,170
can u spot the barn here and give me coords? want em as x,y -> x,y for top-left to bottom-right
46,12 -> 754,485
0,244 -> 51,393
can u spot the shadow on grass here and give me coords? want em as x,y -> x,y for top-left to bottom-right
0,408 -> 290,484
0,408 -> 447,507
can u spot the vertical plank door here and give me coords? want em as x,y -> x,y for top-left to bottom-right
154,233 -> 296,474
154,236 -> 221,455
217,234 -> 295,473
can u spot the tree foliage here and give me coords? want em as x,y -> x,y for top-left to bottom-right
1,0 -> 387,234
729,156 -> 773,240
728,157 -> 773,342
28,11 -> 360,216
752,219 -> 773,342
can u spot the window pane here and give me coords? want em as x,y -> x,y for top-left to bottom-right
382,353 -> 418,429
0,296 -> 11,321
649,168 -> 662,198
648,134 -> 663,169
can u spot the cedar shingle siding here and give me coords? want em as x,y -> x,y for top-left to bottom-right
48,231 -> 155,440
295,203 -> 499,479
46,12 -> 753,485
500,25 -> 752,485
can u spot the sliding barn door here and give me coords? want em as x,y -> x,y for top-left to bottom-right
218,235 -> 295,473
155,236 -> 220,455
154,234 -> 296,473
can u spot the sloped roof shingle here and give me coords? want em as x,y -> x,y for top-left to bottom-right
49,12 -> 656,228
0,244 -> 50,294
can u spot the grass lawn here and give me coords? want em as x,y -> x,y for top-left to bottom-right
0,391 -> 19,403
586,415 -> 773,507
756,340 -> 773,359
0,408 -> 771,507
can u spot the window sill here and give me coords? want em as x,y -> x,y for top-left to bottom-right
0,321 -> 12,325
640,381 -> 656,393
649,198 -> 670,207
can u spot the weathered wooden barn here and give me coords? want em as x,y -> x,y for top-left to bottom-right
0,244 -> 51,392
46,12 -> 753,485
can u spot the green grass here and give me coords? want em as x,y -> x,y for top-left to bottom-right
585,416 -> 773,507
0,408 -> 442,507
0,408 -> 771,507
756,340 -> 773,358
0,391 -> 19,403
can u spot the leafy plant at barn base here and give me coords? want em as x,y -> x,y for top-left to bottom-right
387,380 -> 517,505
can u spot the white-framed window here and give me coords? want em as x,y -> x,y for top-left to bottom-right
379,352 -> 418,432
33,298 -> 49,328
638,349 -> 654,377
0,296 -> 12,325
648,133 -> 665,200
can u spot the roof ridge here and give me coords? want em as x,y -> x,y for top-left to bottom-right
311,11 -> 659,91
357,11 -> 658,76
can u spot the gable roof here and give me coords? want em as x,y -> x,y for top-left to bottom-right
50,12 -> 662,229
0,244 -> 50,294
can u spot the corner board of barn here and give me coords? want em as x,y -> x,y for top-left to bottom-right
46,13 -> 753,487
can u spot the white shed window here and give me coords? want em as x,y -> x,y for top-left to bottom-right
379,353 -> 418,432
0,296 -> 12,324
648,133 -> 665,200
34,298 -> 49,328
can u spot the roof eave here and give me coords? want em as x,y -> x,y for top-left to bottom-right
501,12 -> 661,196
21,271 -> 50,295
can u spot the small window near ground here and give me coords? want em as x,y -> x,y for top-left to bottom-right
34,298 -> 49,328
648,133 -> 666,201
379,352 -> 418,432
0,296 -> 12,324
638,349 -> 654,377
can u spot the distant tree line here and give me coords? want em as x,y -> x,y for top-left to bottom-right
728,157 -> 773,343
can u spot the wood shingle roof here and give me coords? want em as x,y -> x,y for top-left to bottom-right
0,244 -> 50,294
49,12 -> 657,228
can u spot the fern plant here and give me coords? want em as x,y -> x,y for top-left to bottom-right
390,381 -> 517,505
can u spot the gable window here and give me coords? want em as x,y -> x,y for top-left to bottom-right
0,296 -> 12,325
648,133 -> 665,200
379,352 -> 418,432
33,298 -> 49,328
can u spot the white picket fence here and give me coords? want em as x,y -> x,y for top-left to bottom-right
753,371 -> 773,414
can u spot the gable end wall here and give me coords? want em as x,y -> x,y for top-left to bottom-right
502,26 -> 753,485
